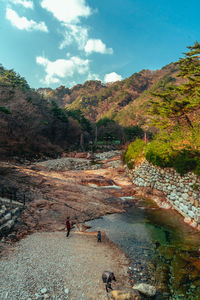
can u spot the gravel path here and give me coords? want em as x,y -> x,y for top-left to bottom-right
0,231 -> 130,300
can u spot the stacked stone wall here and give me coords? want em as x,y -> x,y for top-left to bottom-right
0,198 -> 23,238
128,160 -> 200,230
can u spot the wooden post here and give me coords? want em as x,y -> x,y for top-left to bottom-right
144,132 -> 147,144
95,125 -> 98,143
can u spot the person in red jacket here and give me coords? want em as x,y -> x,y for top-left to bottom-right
66,217 -> 71,238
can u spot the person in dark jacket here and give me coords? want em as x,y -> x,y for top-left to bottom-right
102,271 -> 116,292
66,217 -> 71,238
97,230 -> 101,242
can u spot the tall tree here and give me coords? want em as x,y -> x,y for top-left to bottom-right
149,42 -> 200,129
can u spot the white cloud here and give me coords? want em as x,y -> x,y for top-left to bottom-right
87,73 -> 100,81
40,0 -> 114,57
41,0 -> 91,50
104,72 -> 123,83
36,55 -> 90,85
84,39 -> 113,55
10,0 -> 34,9
6,8 -> 48,32
59,24 -> 88,50
41,0 -> 92,24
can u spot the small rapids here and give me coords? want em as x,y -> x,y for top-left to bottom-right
86,198 -> 200,300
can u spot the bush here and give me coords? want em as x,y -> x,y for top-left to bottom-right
145,141 -> 200,175
145,140 -> 174,167
124,126 -> 144,141
124,138 -> 146,168
0,106 -> 11,114
173,150 -> 197,175
194,160 -> 200,176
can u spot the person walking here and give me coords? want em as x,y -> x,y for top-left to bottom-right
66,217 -> 71,238
102,271 -> 116,292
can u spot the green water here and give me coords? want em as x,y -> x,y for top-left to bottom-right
87,198 -> 200,299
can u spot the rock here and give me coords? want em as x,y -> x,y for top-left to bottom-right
109,288 -> 141,300
35,293 -> 40,299
41,288 -> 47,294
76,223 -> 91,232
132,283 -> 156,297
7,233 -> 18,241
75,152 -> 89,158
191,221 -> 197,228
64,288 -> 69,294
184,216 -> 191,224
188,210 -> 194,219
4,213 -> 11,221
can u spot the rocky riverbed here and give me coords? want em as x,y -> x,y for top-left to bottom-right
0,151 -> 137,240
0,151 -> 146,299
2,151 -> 200,299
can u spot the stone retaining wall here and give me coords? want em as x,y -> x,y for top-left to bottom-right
0,199 -> 23,238
127,160 -> 200,230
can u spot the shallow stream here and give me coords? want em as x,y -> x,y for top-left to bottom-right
86,198 -> 200,300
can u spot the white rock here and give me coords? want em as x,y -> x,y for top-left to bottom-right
41,288 -> 47,294
133,283 -> 156,296
188,210 -> 194,219
64,288 -> 69,294
182,193 -> 189,200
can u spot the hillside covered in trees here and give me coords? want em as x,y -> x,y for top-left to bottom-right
124,42 -> 200,176
0,66 -> 93,160
1,42 -> 200,165
38,63 -> 181,128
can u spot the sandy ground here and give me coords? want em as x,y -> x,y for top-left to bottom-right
0,230 -> 130,300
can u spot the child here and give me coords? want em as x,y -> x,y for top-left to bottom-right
97,230 -> 101,242
65,216 -> 71,238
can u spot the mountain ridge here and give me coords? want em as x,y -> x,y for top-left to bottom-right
38,62 -> 179,127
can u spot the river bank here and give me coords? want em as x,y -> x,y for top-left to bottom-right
0,151 -> 137,241
1,150 -> 200,299
0,230 -> 131,300
0,151 -> 139,299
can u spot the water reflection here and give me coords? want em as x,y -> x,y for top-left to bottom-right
86,198 -> 200,299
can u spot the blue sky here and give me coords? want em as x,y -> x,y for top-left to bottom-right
1,0 -> 200,89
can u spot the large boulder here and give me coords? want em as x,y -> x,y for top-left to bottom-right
108,288 -> 141,300
132,283 -> 156,297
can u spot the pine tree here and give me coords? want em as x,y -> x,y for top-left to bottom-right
149,42 -> 200,129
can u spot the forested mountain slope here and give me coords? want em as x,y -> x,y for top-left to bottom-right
39,63 -> 180,127
2,42 -> 200,161
124,42 -> 200,176
0,66 -> 91,160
